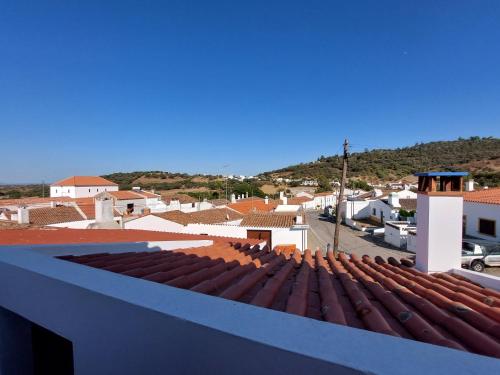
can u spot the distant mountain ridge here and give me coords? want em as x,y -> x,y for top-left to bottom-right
260,137 -> 500,186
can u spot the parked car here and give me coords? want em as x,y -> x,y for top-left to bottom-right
461,240 -> 500,272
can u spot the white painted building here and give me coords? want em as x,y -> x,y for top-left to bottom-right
341,189 -> 417,225
50,176 -> 118,198
462,188 -> 499,242
384,221 -> 417,249
313,192 -> 337,210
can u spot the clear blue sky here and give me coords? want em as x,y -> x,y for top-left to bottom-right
1,1 -> 499,183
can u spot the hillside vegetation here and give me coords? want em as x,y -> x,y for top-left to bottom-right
261,137 -> 500,186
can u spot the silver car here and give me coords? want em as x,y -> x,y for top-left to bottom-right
461,240 -> 500,272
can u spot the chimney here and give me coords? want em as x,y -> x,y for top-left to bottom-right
388,192 -> 400,208
246,192 -> 249,198
414,171 -> 467,273
17,207 -> 29,224
465,179 -> 474,192
95,196 -> 114,223
295,214 -> 303,225
282,196 -> 288,205
50,201 -> 57,208
279,191 -> 284,200
264,196 -> 269,205
230,193 -> 236,204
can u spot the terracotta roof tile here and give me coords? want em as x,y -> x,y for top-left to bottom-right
188,208 -> 243,224
153,208 -> 243,225
60,247 -> 500,358
153,210 -> 192,225
240,213 -> 300,228
28,206 -> 85,225
109,191 -> 145,200
209,198 -> 230,206
51,176 -> 117,187
287,196 -> 313,205
463,188 -> 500,205
399,199 -> 417,211
228,199 -> 278,214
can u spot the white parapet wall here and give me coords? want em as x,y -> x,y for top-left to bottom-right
1,243 -> 499,374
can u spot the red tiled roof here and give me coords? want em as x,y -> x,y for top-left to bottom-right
209,198 -> 230,206
463,188 -> 500,205
51,176 -> 117,187
189,208 -> 243,224
399,199 -> 417,211
109,191 -> 145,200
28,206 -> 85,225
0,196 -> 76,207
153,211 -> 193,225
0,228 -> 259,245
228,199 -> 278,214
153,208 -> 243,225
240,213 -> 300,228
287,197 -> 313,205
60,247 -> 500,358
0,221 -> 48,230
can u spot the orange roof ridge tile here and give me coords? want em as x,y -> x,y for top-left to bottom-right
60,246 -> 500,358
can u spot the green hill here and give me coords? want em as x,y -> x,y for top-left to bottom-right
260,137 -> 500,187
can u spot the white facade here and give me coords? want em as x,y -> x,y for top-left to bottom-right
124,215 -> 186,232
463,201 -> 499,242
416,194 -> 463,273
50,185 -> 118,199
384,221 -> 417,249
313,194 -> 336,210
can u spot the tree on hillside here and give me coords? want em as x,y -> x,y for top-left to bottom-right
315,176 -> 331,193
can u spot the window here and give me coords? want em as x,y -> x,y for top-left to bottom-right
372,208 -> 376,216
89,189 -> 91,192
127,203 -> 134,214
478,219 -> 496,237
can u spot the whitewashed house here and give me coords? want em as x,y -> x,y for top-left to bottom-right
384,221 -> 417,249
463,187 -> 500,242
342,189 -> 417,225
50,176 -> 118,198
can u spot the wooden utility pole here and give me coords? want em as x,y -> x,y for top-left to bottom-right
333,139 -> 349,255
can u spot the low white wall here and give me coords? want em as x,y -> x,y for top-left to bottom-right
49,220 -> 96,229
344,200 -> 371,220
451,268 -> 500,291
184,224 -> 247,238
384,224 -> 403,248
271,228 -> 307,251
124,215 -> 185,232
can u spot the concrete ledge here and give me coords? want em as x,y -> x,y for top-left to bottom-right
451,268 -> 500,291
1,245 -> 499,374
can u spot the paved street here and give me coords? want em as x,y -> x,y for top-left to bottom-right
306,211 -> 413,260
